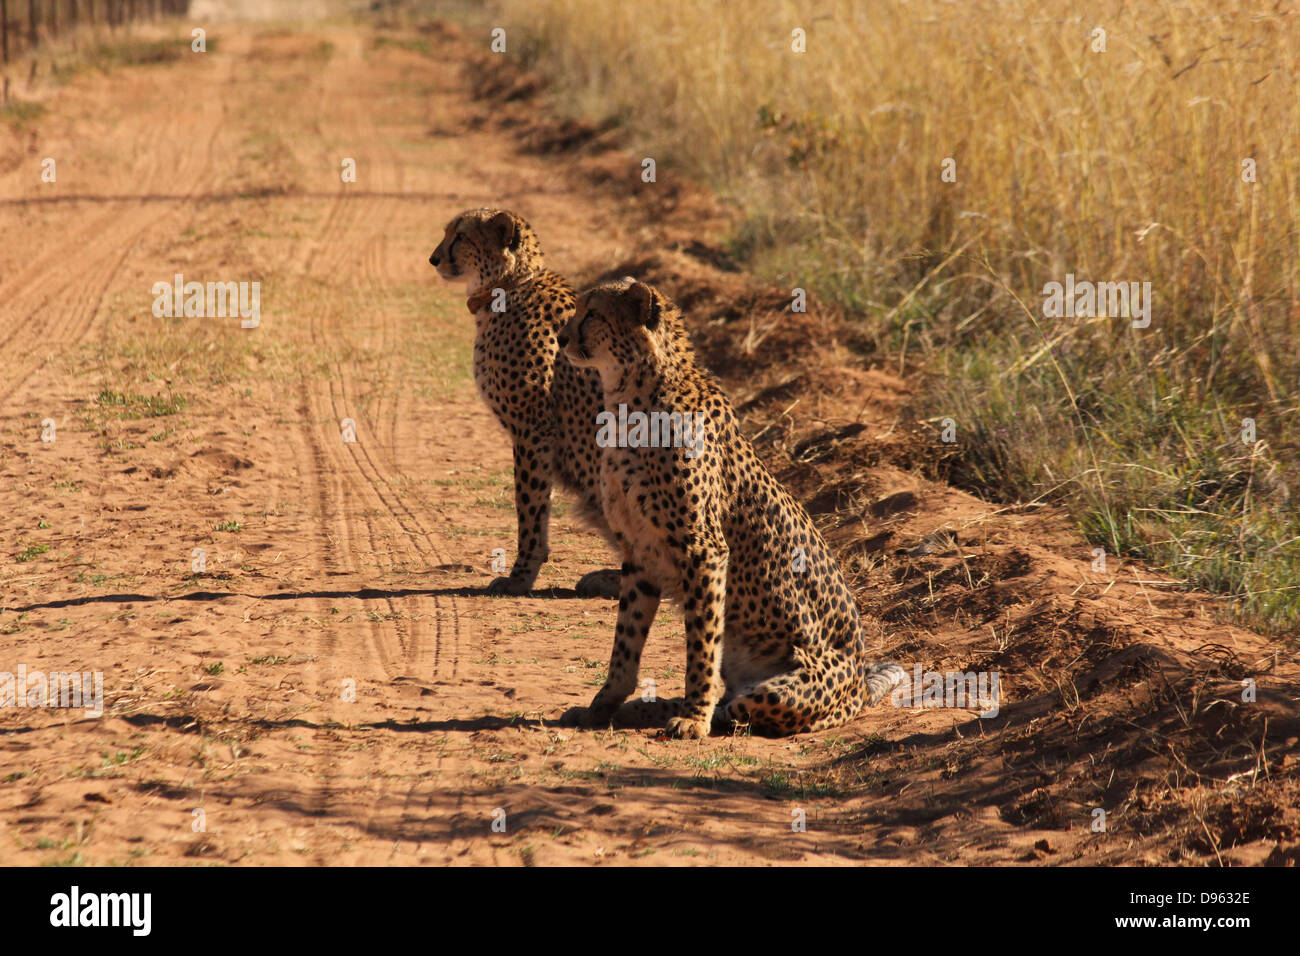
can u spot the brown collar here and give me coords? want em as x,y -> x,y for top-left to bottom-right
466,272 -> 538,315
466,289 -> 495,314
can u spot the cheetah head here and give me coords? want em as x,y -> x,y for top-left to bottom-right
561,277 -> 676,376
428,208 -> 543,293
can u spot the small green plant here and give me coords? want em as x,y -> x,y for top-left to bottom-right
96,389 -> 188,418
16,544 -> 49,563
101,747 -> 146,768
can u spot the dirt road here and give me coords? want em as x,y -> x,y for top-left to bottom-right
1,13 -> 1295,866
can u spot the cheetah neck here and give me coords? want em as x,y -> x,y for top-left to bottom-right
599,356 -> 662,404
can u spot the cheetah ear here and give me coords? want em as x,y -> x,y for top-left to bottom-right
628,281 -> 662,331
487,210 -> 521,252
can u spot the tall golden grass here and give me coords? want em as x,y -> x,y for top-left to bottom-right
499,0 -> 1300,633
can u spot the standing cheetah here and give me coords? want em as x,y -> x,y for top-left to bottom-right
558,277 -> 905,737
428,208 -> 618,596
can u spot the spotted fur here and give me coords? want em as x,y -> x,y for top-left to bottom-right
429,208 -> 617,596
558,278 -> 906,737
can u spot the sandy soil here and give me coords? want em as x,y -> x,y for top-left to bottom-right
0,12 -> 1296,866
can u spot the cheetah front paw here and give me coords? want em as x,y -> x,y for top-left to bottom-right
560,702 -> 617,728
664,715 -> 711,739
487,575 -> 534,596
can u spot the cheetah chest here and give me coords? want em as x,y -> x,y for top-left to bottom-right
472,311 -> 548,426
599,460 -> 686,594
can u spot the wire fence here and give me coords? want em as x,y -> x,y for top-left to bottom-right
1,0 -> 191,63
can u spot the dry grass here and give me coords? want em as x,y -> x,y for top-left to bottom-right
494,0 -> 1300,635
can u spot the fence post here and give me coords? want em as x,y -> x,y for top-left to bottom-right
1,0 -> 9,63
27,0 -> 35,50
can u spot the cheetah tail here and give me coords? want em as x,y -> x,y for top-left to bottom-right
864,661 -> 908,707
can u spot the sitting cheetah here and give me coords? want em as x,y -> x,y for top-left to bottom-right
557,278 -> 905,737
428,208 -> 618,596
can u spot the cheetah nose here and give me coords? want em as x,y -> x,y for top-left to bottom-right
557,333 -> 569,348
429,251 -> 440,266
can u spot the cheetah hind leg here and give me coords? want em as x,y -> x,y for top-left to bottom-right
725,662 -> 909,736
574,568 -> 621,598
722,679 -> 811,737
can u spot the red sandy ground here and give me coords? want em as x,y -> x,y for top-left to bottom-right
0,15 -> 1296,865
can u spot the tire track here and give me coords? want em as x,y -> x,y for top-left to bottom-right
245,30 -> 474,852
0,46 -> 238,410
292,34 -> 493,856
298,35 -> 465,683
